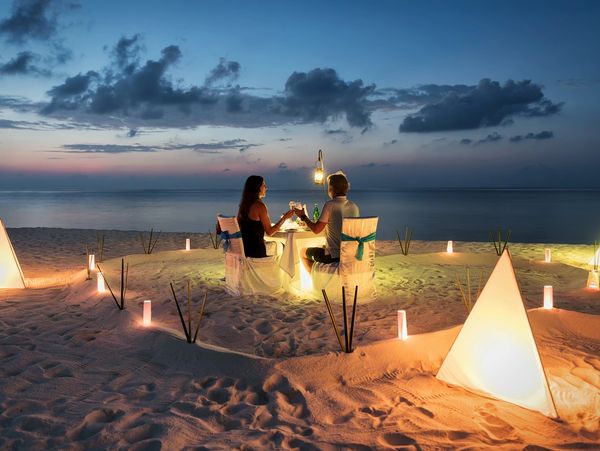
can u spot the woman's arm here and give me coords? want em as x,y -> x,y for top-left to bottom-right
258,203 -> 293,236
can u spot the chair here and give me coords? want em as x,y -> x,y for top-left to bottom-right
311,217 -> 378,302
217,215 -> 284,296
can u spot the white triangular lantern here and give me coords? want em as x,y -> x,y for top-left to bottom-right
0,218 -> 25,289
437,250 -> 557,418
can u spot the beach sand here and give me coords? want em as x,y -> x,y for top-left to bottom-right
1,228 -> 599,449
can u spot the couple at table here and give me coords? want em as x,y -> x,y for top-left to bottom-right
237,172 -> 359,270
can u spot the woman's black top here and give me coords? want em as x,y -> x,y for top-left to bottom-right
238,217 -> 267,258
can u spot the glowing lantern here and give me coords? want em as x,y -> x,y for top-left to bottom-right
437,251 -> 558,418
88,254 -> 95,272
313,149 -> 325,185
185,238 -> 191,251
543,285 -> 553,309
0,218 -> 25,289
143,300 -> 152,326
447,240 -> 453,254
587,270 -> 599,290
397,310 -> 408,340
97,273 -> 106,293
544,248 -> 551,263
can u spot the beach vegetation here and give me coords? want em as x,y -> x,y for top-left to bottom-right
208,229 -> 221,250
169,280 -> 208,344
490,228 -> 510,255
396,226 -> 413,256
97,258 -> 128,310
455,267 -> 484,314
96,232 -> 106,262
321,285 -> 359,353
140,228 -> 161,254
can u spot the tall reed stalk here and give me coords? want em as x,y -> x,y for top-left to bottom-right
97,259 -> 128,310
396,226 -> 413,256
169,281 -> 208,343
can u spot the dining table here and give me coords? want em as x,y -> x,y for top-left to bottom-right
267,226 -> 326,292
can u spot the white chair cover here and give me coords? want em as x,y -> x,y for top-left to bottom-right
311,217 -> 378,302
217,215 -> 284,296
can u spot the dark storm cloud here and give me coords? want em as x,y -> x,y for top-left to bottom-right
205,58 -> 241,86
399,79 -> 562,133
282,68 -> 375,128
0,0 -> 56,43
40,40 -> 375,129
55,139 -> 260,154
509,130 -> 554,142
0,51 -> 50,76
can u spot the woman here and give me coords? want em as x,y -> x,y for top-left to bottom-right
237,175 -> 294,258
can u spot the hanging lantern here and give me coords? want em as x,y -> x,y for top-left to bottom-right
313,149 -> 325,185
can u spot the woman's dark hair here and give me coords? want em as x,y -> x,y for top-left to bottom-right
238,175 -> 264,220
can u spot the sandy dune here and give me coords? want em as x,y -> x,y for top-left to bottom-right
0,228 -> 598,449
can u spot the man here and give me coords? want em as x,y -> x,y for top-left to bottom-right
295,171 -> 360,271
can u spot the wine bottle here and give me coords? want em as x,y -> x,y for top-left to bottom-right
312,203 -> 320,222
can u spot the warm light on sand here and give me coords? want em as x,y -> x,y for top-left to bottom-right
544,248 -> 551,263
543,285 -> 553,309
299,262 -> 313,292
447,240 -> 453,253
88,254 -> 95,272
97,273 -> 106,293
397,310 -> 408,340
143,300 -> 152,326
587,270 -> 599,290
185,238 -> 190,251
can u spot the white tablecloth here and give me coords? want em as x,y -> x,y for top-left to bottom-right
270,229 -> 326,278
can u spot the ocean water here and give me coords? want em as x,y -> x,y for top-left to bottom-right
1,189 -> 599,243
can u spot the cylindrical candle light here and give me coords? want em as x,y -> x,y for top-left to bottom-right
185,238 -> 191,251
143,300 -> 152,326
88,254 -> 95,272
447,240 -> 453,254
397,310 -> 408,340
543,285 -> 553,309
544,248 -> 551,263
97,273 -> 106,293
587,270 -> 599,290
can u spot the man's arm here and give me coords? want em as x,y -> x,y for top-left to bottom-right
295,205 -> 327,234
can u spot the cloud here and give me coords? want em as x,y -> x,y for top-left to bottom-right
399,79 -> 562,132
359,162 -> 391,168
0,51 -> 50,76
461,132 -> 503,146
277,162 -> 288,170
0,0 -> 56,43
126,128 -> 137,138
383,139 -> 398,147
40,42 -> 376,129
509,130 -> 554,142
282,68 -> 375,128
54,139 -> 261,154
204,58 -> 241,86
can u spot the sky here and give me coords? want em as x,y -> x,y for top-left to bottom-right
0,0 -> 599,190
